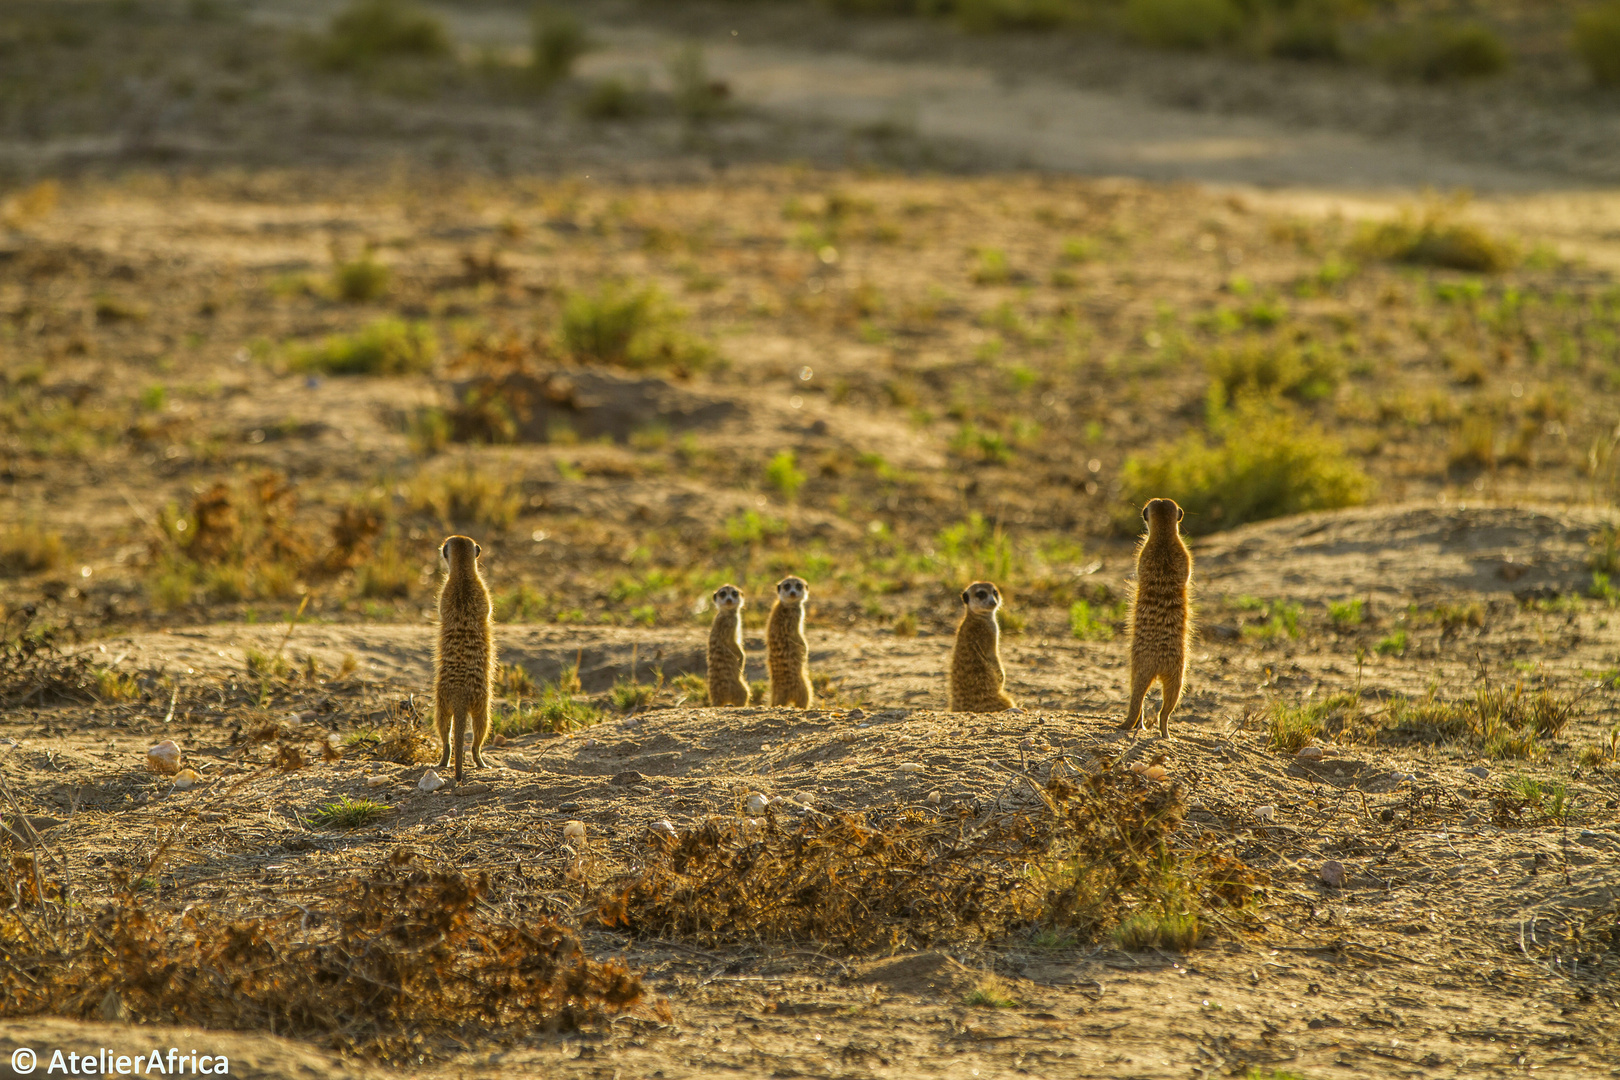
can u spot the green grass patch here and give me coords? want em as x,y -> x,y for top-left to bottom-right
530,5 -> 588,89
560,283 -> 709,373
1123,0 -> 1242,49
315,0 -> 451,72
1120,401 -> 1370,534
1068,600 -> 1118,641
293,319 -> 435,376
1576,2 -> 1620,87
332,254 -> 391,302
1327,599 -> 1363,628
1369,19 -> 1510,82
765,451 -> 807,500
1375,629 -> 1408,656
497,665 -> 604,735
310,796 -> 390,829
1355,209 -> 1515,273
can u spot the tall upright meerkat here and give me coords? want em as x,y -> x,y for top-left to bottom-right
766,575 -> 813,708
948,580 -> 1018,713
1123,498 -> 1193,738
706,584 -> 750,706
433,535 -> 495,782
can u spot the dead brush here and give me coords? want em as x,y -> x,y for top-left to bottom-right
0,853 -> 648,1060
597,764 -> 1262,952
0,607 -> 94,708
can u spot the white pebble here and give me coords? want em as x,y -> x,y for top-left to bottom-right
146,740 -> 182,775
1253,804 -> 1276,823
417,769 -> 445,792
650,820 -> 678,840
745,792 -> 769,815
365,774 -> 392,788
562,820 -> 586,844
899,762 -> 923,774
926,790 -> 942,805
793,790 -> 816,805
171,768 -> 203,791
1297,746 -> 1325,762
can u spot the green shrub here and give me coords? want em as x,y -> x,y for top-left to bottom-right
1265,0 -> 1344,60
1206,338 -> 1340,404
317,0 -> 451,71
333,255 -> 390,302
310,796 -> 390,828
1370,19 -> 1509,82
1575,2 -> 1620,87
1354,210 -> 1514,274
765,451 -> 807,500
669,44 -> 727,121
579,78 -> 643,120
1120,401 -> 1370,534
1328,598 -> 1363,628
1123,0 -> 1244,49
531,5 -> 588,88
560,283 -> 709,373
294,319 -> 435,376
1069,600 -> 1117,641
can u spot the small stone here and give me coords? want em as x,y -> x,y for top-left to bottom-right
366,774 -> 392,788
418,769 -> 446,792
794,790 -> 816,805
1465,766 -> 1490,780
649,820 -> 678,840
559,801 -> 580,812
1464,813 -> 1482,827
146,740 -> 182,775
1130,762 -> 1149,775
610,771 -> 647,786
846,708 -> 865,720
1379,807 -> 1394,823
926,790 -> 942,805
1253,804 -> 1276,823
1145,766 -> 1168,781
1319,860 -> 1346,888
1005,707 -> 1026,715
899,762 -> 923,774
1019,738 -> 1036,752
492,734 -> 508,747
562,820 -> 586,844
745,792 -> 769,815
1297,746 -> 1325,762
171,768 -> 203,791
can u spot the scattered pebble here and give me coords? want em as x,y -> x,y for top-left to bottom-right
146,740 -> 182,775
1253,804 -> 1276,823
417,769 -> 445,792
1296,746 -> 1325,762
171,768 -> 203,791
1319,860 -> 1346,888
1145,765 -> 1168,781
846,708 -> 865,720
562,820 -> 586,845
1005,707 -> 1026,715
365,775 -> 392,788
899,762 -> 923,774
649,820 -> 678,840
559,801 -> 580,812
1465,766 -> 1490,779
926,790 -> 942,805
793,790 -> 816,805
1019,737 -> 1035,751
1464,813 -> 1482,827
744,792 -> 770,815
1130,762 -> 1149,775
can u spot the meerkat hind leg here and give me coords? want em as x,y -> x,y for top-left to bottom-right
470,698 -> 490,768
434,695 -> 453,769
452,706 -> 468,783
1122,667 -> 1155,732
1157,666 -> 1184,739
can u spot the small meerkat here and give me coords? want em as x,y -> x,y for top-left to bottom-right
433,535 -> 495,783
1122,498 -> 1193,739
766,575 -> 813,708
948,580 -> 1017,713
706,584 -> 750,707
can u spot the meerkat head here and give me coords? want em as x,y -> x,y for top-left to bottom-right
1142,498 -> 1184,534
440,534 -> 482,569
775,575 -> 808,606
712,583 -> 744,612
961,580 -> 1002,616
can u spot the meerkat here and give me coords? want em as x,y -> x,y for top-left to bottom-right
766,575 -> 813,708
1122,498 -> 1193,739
433,535 -> 495,783
706,584 -> 750,706
948,580 -> 1018,713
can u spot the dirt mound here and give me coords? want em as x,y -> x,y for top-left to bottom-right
1196,504 -> 1613,603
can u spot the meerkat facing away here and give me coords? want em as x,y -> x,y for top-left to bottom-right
1123,498 -> 1193,738
948,580 -> 1018,713
706,584 -> 750,706
433,535 -> 495,782
766,575 -> 813,708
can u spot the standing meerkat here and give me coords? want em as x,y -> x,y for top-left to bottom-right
706,584 -> 750,706
433,535 -> 495,783
1123,498 -> 1193,738
766,575 -> 813,708
948,580 -> 1018,713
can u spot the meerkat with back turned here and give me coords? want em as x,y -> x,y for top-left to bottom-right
948,580 -> 1018,713
766,575 -> 813,708
706,584 -> 750,706
1122,498 -> 1193,738
433,535 -> 495,782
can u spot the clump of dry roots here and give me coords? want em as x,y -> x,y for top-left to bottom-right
0,851 -> 647,1060
600,763 -> 1265,952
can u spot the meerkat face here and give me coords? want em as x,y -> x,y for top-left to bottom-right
961,581 -> 1002,615
775,576 -> 808,605
712,584 -> 744,612
1142,498 -> 1184,532
440,535 -> 482,566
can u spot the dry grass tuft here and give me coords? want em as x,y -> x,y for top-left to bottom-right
0,854 -> 646,1060
598,764 -> 1259,952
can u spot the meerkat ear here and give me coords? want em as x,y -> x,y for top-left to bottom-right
474,543 -> 482,556
1176,506 -> 1184,522
1142,505 -> 1150,523
961,589 -> 970,605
